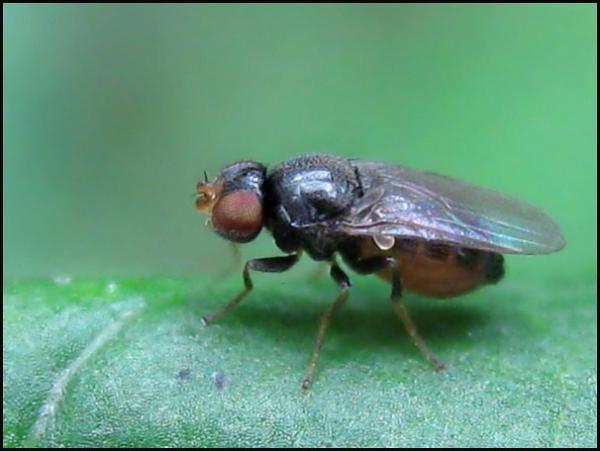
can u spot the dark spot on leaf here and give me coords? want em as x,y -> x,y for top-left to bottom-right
176,368 -> 191,380
212,370 -> 226,390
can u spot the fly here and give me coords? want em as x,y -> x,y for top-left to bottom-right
194,154 -> 565,390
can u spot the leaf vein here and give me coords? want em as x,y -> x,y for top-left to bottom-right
27,309 -> 136,443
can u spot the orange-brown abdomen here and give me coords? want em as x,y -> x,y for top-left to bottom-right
353,238 -> 504,298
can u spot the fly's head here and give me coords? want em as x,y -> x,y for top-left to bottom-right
196,160 -> 267,243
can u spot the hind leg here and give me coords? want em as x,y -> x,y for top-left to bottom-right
302,262 -> 351,390
386,258 -> 446,371
344,254 -> 445,371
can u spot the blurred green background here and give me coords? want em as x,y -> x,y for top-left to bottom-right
3,4 -> 596,280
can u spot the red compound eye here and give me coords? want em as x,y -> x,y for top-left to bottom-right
212,191 -> 263,243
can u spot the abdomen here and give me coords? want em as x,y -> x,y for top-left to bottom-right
346,237 -> 505,298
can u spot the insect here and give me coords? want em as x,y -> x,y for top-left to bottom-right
195,154 -> 565,389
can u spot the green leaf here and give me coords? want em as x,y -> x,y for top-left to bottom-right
3,274 -> 596,447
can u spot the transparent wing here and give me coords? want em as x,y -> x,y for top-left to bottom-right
340,161 -> 565,254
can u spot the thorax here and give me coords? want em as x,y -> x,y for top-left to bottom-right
264,154 -> 361,260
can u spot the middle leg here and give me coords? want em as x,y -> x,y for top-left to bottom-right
302,262 -> 351,390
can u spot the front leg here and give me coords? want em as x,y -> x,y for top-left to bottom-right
202,253 -> 300,325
